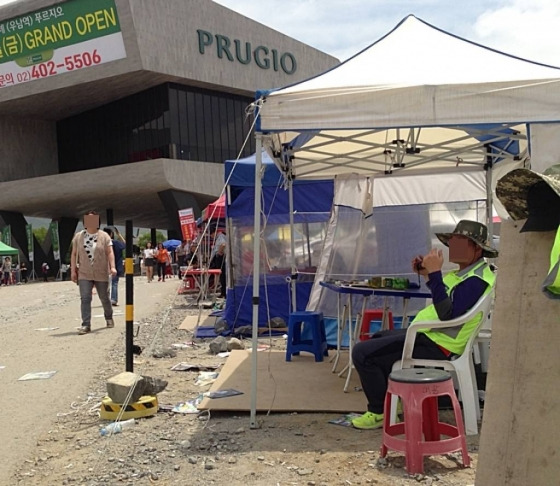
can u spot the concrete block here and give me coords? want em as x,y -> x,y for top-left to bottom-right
106,372 -> 145,404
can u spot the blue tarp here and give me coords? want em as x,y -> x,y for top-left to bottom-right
223,152 -> 334,331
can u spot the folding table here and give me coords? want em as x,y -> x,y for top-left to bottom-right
319,281 -> 374,392
182,268 -> 221,302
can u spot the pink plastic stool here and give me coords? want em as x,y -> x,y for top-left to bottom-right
359,309 -> 394,340
380,368 -> 470,474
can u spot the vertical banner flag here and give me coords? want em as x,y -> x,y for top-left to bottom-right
2,225 -> 11,245
178,208 -> 197,241
26,224 -> 34,262
49,221 -> 60,261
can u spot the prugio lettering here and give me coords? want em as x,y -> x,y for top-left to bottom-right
197,30 -> 297,75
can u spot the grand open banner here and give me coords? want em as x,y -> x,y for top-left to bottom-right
0,0 -> 126,88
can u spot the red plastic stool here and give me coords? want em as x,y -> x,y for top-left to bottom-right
183,276 -> 196,291
380,368 -> 470,474
359,309 -> 394,340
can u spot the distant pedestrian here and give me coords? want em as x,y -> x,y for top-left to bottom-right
2,256 -> 12,285
20,261 -> 28,283
41,262 -> 49,282
143,242 -> 155,282
60,262 -> 70,280
154,242 -> 171,282
71,211 -> 116,335
103,227 -> 126,306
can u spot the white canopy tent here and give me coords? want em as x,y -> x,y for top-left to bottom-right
248,15 -> 560,426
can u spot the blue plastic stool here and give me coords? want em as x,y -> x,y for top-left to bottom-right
286,311 -> 328,362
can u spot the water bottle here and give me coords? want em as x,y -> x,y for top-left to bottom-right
100,418 -> 136,436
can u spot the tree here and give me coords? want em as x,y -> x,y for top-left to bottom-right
137,231 -> 165,249
33,227 -> 48,243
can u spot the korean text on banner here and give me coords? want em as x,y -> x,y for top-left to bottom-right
0,0 -> 126,89
49,221 -> 60,261
26,224 -> 34,261
178,208 -> 197,241
2,225 -> 11,245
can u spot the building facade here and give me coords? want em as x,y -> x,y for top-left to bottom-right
0,0 -> 338,270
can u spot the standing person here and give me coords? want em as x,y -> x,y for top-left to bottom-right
154,242 -> 171,282
143,241 -> 155,282
209,243 -> 227,298
41,261 -> 49,282
70,211 -> 117,335
2,256 -> 12,285
351,220 -> 497,430
104,227 -> 126,306
20,261 -> 28,283
60,262 -> 69,280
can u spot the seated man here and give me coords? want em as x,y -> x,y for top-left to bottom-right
351,220 -> 497,430
209,243 -> 227,298
184,244 -> 199,269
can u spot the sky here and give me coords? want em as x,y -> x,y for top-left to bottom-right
0,0 -> 557,65
212,0 -> 560,66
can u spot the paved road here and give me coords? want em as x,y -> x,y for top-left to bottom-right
0,276 -> 181,484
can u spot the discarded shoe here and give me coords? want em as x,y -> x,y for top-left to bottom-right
78,326 -> 91,335
106,319 -> 115,328
351,411 -> 384,430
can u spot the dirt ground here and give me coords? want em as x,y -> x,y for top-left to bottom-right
1,278 -> 479,485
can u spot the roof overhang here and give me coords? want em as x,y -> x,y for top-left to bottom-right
0,159 -> 223,228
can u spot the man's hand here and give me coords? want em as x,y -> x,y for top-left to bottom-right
109,267 -> 117,277
71,268 -> 78,283
421,249 -> 444,273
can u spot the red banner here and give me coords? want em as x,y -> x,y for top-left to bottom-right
178,208 -> 197,241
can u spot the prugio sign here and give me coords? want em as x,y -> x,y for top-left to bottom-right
197,30 -> 297,75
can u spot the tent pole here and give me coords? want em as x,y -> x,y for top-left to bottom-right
485,152 -> 494,240
288,176 -> 297,311
250,132 -> 263,429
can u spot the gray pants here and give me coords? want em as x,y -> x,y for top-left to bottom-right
78,279 -> 113,328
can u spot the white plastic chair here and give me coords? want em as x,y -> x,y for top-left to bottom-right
391,289 -> 495,435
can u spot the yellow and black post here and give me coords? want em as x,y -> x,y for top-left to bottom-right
125,220 -> 134,372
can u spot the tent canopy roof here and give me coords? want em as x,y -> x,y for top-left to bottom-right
0,241 -> 18,256
254,15 -> 560,183
259,15 -> 560,132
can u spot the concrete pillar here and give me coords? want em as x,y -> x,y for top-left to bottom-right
476,221 -> 560,484
150,228 -> 157,247
106,208 -> 114,226
158,189 -> 203,237
58,217 -> 79,263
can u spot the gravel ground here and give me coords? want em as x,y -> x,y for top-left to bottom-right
9,282 -> 479,486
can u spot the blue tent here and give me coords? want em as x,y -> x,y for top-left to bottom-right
223,152 -> 334,330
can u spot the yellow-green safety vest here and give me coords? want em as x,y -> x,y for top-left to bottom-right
543,226 -> 560,299
413,260 -> 495,355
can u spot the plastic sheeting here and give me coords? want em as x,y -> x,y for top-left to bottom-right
224,154 -> 334,329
